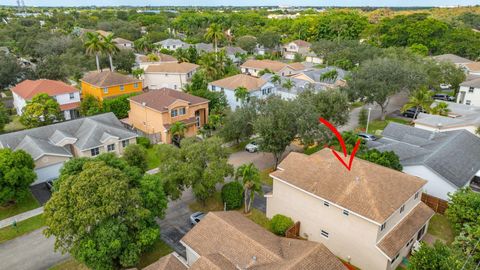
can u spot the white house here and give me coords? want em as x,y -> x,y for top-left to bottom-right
282,39 -> 311,60
11,79 -> 81,120
208,74 -> 274,110
143,62 -> 199,90
240,59 -> 305,77
267,149 -> 434,270
154,38 -> 187,51
368,122 -> 480,200
113,37 -> 134,50
457,77 -> 480,106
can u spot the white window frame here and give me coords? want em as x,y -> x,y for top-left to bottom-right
324,201 -> 330,207
120,85 -> 125,91
134,83 -> 139,88
343,210 -> 349,216
171,109 -> 178,117
103,87 -> 108,94
107,144 -> 115,152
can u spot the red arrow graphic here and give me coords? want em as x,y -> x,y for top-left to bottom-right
319,117 -> 361,171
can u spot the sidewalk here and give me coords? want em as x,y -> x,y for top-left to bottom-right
0,207 -> 44,229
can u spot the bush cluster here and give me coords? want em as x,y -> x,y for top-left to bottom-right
221,181 -> 243,210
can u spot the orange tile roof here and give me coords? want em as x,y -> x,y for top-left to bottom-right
11,79 -> 78,100
59,102 -> 80,111
464,62 -> 480,72
210,74 -> 267,91
271,149 -> 427,223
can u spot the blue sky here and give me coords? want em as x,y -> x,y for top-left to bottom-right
2,0 -> 479,7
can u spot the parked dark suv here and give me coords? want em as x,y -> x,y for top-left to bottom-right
433,94 -> 455,102
402,107 -> 426,118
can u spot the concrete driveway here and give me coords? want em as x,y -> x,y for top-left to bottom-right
0,228 -> 69,270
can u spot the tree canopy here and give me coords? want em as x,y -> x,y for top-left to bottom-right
0,149 -> 36,205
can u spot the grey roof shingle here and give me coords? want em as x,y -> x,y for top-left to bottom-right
368,122 -> 480,187
0,113 -> 137,160
300,67 -> 348,84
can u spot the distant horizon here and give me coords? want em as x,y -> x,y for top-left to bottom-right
1,0 -> 479,8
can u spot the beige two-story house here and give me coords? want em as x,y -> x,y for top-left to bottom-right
143,62 -> 199,91
0,113 -> 137,185
266,149 -> 434,270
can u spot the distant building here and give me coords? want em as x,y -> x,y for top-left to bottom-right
143,62 -> 199,90
457,77 -> 480,106
433,54 -> 480,75
113,37 -> 134,50
155,38 -> 187,51
240,59 -> 305,77
0,113 -> 137,184
80,70 -> 143,101
126,88 -> 208,144
282,40 -> 311,60
11,79 -> 81,120
136,53 -> 178,70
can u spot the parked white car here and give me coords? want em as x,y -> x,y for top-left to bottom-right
245,142 -> 259,153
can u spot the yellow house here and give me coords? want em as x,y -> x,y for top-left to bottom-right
127,88 -> 209,144
80,70 -> 143,101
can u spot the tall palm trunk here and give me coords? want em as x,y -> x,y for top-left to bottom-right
214,37 -> 218,61
95,53 -> 100,71
244,189 -> 249,213
108,54 -> 114,71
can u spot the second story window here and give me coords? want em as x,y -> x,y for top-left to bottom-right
122,139 -> 129,147
103,87 -> 108,94
466,100 -> 471,105
343,210 -> 349,216
120,85 -> 124,91
179,107 -> 186,115
212,85 -> 216,91
107,144 -> 115,152
90,147 -> 100,156
69,93 -> 75,100
321,230 -> 329,238
380,222 -> 387,231
171,109 -> 178,117
324,201 -> 329,207
134,83 -> 139,88
400,205 -> 405,214
469,87 -> 474,93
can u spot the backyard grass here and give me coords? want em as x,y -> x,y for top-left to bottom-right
189,191 -> 224,212
4,115 -> 25,133
49,259 -> 89,270
136,239 -> 174,269
243,208 -> 271,231
427,214 -> 455,244
146,146 -> 161,170
0,191 -> 40,220
0,214 -> 45,244
260,168 -> 274,186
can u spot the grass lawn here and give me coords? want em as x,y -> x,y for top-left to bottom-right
0,192 -> 40,220
146,146 -> 160,170
360,117 -> 411,134
226,140 -> 250,153
49,259 -> 89,270
4,115 -> 25,133
189,191 -> 224,212
260,168 -> 274,186
0,214 -> 45,244
243,208 -> 271,231
136,239 -> 174,269
427,214 -> 455,244
350,101 -> 365,109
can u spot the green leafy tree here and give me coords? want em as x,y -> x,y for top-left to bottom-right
219,102 -> 257,144
0,52 -> 23,89
236,35 -> 257,53
445,188 -> 480,233
234,86 -> 249,103
408,242 -> 474,270
257,31 -> 281,51
134,36 -> 153,53
44,160 -> 162,269
452,224 -> 480,265
20,93 -> 64,128
112,50 -> 136,73
0,103 -> 11,132
221,181 -> 243,210
0,149 -> 36,205
184,71 -> 228,114
235,163 -> 262,214
140,174 -> 168,218
123,144 -> 148,173
282,79 -> 295,91
80,94 -> 102,116
408,43 -> 429,56
271,74 -> 281,85
102,34 -> 120,71
270,214 -> 294,236
401,87 -> 434,120
84,32 -> 104,71
155,144 -> 187,200
132,68 -> 144,79
319,69 -> 338,82
360,149 -> 403,171
254,96 -> 298,168
169,121 -> 188,142
102,93 -> 137,119
35,56 -> 68,81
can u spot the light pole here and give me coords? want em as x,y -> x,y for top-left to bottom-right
366,107 -> 372,134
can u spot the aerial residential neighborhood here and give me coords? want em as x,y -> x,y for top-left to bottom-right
0,2 -> 479,270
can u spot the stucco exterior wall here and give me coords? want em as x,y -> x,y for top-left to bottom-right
457,85 -> 480,106
266,177 -> 389,270
208,82 -> 274,111
81,81 -> 143,101
143,71 -> 196,90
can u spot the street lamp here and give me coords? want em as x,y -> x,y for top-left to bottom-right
366,107 -> 372,134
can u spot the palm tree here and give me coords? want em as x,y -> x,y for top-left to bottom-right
235,163 -> 262,214
102,34 -> 120,71
174,48 -> 190,63
401,87 -> 434,120
234,86 -> 249,103
204,23 -> 224,57
84,32 -> 104,71
169,121 -> 188,142
147,53 -> 160,62
430,101 -> 451,116
134,36 -> 152,53
198,53 -> 219,80
271,74 -> 281,85
282,79 -> 295,91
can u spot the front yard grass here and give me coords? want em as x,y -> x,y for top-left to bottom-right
0,214 -> 45,244
359,117 -> 411,134
427,214 -> 455,244
226,140 -> 250,153
146,146 -> 160,170
0,191 -> 40,220
4,115 -> 25,133
260,168 -> 274,186
189,191 -> 224,212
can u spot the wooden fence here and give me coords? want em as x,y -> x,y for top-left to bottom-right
285,221 -> 301,239
421,193 -> 448,214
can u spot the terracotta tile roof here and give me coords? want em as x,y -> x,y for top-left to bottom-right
181,211 -> 346,270
292,39 -> 311,47
129,88 -> 208,112
464,62 -> 480,72
145,62 -> 199,74
210,74 -> 267,91
81,71 -> 141,88
143,253 -> 187,270
138,53 -> 177,63
288,62 -> 306,70
11,79 -> 78,100
377,203 -> 434,258
271,149 -> 427,223
59,102 -> 80,111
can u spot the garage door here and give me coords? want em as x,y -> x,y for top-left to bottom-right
33,162 -> 64,185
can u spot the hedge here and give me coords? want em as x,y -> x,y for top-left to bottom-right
221,181 -> 243,210
270,214 -> 294,236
